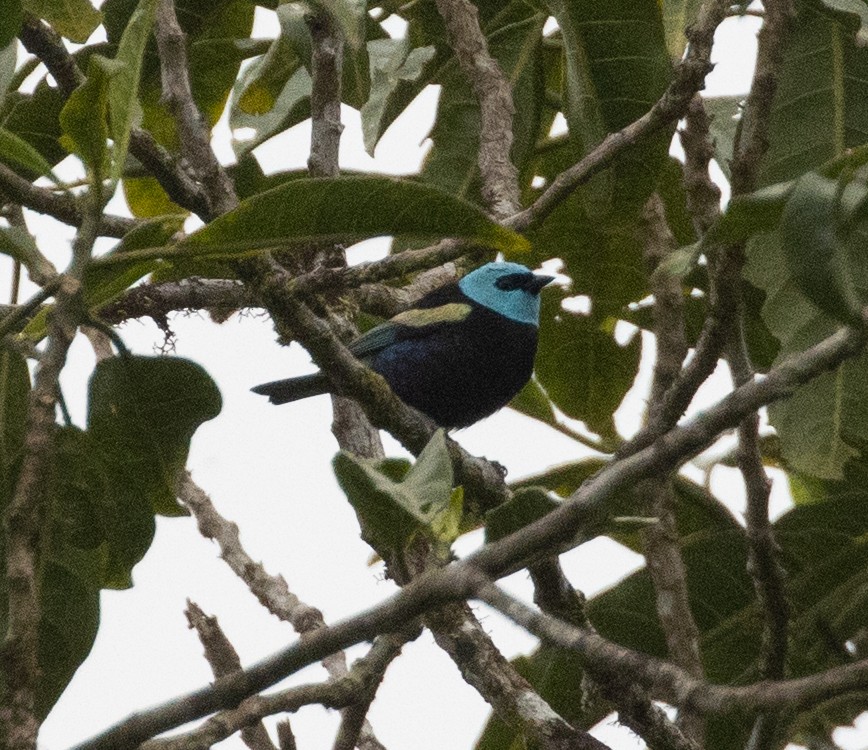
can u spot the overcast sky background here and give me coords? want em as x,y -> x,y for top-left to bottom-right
3,5 -> 865,749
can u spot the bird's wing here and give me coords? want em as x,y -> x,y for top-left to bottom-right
349,302 -> 473,359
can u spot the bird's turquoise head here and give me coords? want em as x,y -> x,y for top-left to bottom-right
458,262 -> 555,326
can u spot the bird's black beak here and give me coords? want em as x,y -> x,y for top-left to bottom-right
527,274 -> 556,294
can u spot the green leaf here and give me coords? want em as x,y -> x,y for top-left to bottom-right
0,343 -> 28,482
235,3 -> 305,116
333,430 -> 457,553
507,377 -> 556,426
362,39 -> 436,155
0,2 -> 22,50
778,171 -> 864,323
545,0 -> 672,211
0,127 -> 62,181
534,291 -> 640,441
106,0 -> 159,184
22,0 -> 101,43
485,486 -> 559,544
660,0 -> 705,60
758,1 -> 868,188
309,0 -> 366,50
87,355 -> 221,585
59,55 -> 123,179
169,176 -> 529,269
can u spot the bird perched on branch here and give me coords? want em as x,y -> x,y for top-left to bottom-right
252,261 -> 555,428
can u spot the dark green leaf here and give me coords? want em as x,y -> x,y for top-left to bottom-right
22,0 -> 101,43
779,172 -> 864,323
0,342 -> 28,481
0,3 -> 22,49
59,55 -> 122,178
106,0 -> 159,183
485,486 -> 559,544
534,292 -> 640,440
171,176 -> 530,268
0,127 -> 60,180
87,355 -> 221,585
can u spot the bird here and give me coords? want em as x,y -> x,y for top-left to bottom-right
252,261 -> 555,428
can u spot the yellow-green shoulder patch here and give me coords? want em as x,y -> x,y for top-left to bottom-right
392,303 -> 472,327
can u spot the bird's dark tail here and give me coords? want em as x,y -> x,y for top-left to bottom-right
251,373 -> 329,404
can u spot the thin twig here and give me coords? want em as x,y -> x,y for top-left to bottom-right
185,602 -> 277,750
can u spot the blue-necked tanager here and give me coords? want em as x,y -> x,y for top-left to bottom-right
252,262 -> 555,428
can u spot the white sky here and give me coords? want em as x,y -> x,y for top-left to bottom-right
2,6 -> 864,750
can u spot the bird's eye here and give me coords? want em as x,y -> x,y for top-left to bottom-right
494,273 -> 531,291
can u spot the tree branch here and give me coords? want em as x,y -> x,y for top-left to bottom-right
18,15 -> 213,220
433,0 -> 521,217
1,193 -> 101,750
68,316 -> 868,750
506,0 -> 729,232
0,162 -> 137,238
185,602 -> 277,750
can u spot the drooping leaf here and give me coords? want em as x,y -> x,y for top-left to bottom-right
362,38 -> 436,156
164,176 -> 529,274
106,0 -> 159,184
333,429 -> 458,553
87,355 -> 222,586
0,127 -> 61,181
0,2 -> 22,49
22,0 -> 101,43
59,55 -> 122,179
